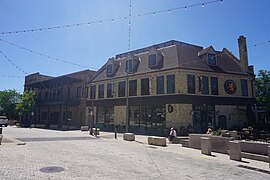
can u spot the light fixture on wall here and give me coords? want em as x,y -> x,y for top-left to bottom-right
216,111 -> 220,115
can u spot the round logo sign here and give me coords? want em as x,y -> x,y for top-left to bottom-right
224,80 -> 237,94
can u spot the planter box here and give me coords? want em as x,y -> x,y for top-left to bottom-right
148,136 -> 166,147
239,141 -> 270,156
189,134 -> 233,154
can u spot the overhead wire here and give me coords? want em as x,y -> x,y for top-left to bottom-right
0,0 -> 224,35
0,38 -> 98,70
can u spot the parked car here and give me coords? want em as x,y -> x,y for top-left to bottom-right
0,116 -> 8,127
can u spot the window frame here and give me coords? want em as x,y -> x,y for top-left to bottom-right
118,81 -> 126,97
156,76 -> 164,94
166,74 -> 175,94
98,84 -> 104,99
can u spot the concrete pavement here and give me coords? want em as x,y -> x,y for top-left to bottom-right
0,126 -> 269,180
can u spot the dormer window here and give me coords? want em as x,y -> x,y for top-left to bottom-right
106,59 -> 120,77
149,54 -> 157,67
106,64 -> 113,75
148,53 -> 163,69
125,59 -> 133,72
208,53 -> 216,66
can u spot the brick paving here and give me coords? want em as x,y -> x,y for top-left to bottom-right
0,126 -> 269,180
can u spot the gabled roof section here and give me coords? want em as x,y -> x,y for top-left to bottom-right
198,46 -> 216,57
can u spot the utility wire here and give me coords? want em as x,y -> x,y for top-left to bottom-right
0,49 -> 28,75
0,0 -> 224,35
0,38 -> 98,70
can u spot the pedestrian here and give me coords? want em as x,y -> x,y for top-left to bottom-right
169,127 -> 177,143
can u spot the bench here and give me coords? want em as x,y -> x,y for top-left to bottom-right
81,126 -> 89,131
123,133 -> 135,141
148,136 -> 166,147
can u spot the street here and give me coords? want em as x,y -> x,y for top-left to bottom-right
0,126 -> 269,180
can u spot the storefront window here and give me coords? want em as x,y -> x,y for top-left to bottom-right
129,105 -> 166,128
97,106 -> 114,124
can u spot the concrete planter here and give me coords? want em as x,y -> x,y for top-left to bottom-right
189,134 -> 233,154
81,126 -> 89,131
123,133 -> 135,141
239,141 -> 270,156
148,136 -> 166,147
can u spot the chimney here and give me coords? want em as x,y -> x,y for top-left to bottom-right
238,35 -> 249,72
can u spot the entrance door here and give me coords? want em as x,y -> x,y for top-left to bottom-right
192,105 -> 215,133
201,111 -> 208,133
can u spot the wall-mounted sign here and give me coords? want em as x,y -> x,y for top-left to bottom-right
224,80 -> 237,94
168,104 -> 174,113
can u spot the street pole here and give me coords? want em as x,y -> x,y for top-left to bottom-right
126,72 -> 129,133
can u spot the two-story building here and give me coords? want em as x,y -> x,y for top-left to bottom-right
87,36 -> 256,135
24,70 -> 96,129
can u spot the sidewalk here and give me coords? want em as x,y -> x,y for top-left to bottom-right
0,126 -> 269,180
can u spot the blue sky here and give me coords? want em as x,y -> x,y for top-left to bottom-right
0,0 -> 269,93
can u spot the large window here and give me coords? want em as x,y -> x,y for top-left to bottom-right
211,77 -> 218,95
98,84 -> 104,99
107,83 -> 113,98
141,78 -> 150,95
77,87 -> 82,99
97,106 -> 114,124
129,105 -> 166,128
156,76 -> 164,94
118,81 -> 126,97
90,85 -> 96,99
167,74 -> 175,94
129,80 -> 137,96
187,75 -> 195,94
199,76 -> 209,95
241,79 -> 248,96
208,53 -> 216,65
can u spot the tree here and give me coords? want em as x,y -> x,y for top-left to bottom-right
16,90 -> 36,125
0,89 -> 21,119
255,70 -> 270,110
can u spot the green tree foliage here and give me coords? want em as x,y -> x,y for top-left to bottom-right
16,90 -> 36,116
0,89 -> 21,119
255,70 -> 270,110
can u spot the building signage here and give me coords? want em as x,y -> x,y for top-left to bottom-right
224,80 -> 237,94
168,104 -> 174,113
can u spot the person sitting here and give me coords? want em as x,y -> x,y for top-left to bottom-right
169,127 -> 177,143
206,128 -> 213,135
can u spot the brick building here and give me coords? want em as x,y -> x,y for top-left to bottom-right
24,36 -> 256,135
24,70 -> 95,129
88,36 -> 256,135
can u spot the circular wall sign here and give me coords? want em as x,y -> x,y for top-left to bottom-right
224,80 -> 237,94
168,104 -> 174,113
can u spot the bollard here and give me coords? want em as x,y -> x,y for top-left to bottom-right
0,127 -> 2,134
115,127 -> 117,139
201,137 -> 211,155
95,127 -> 98,137
228,141 -> 242,161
